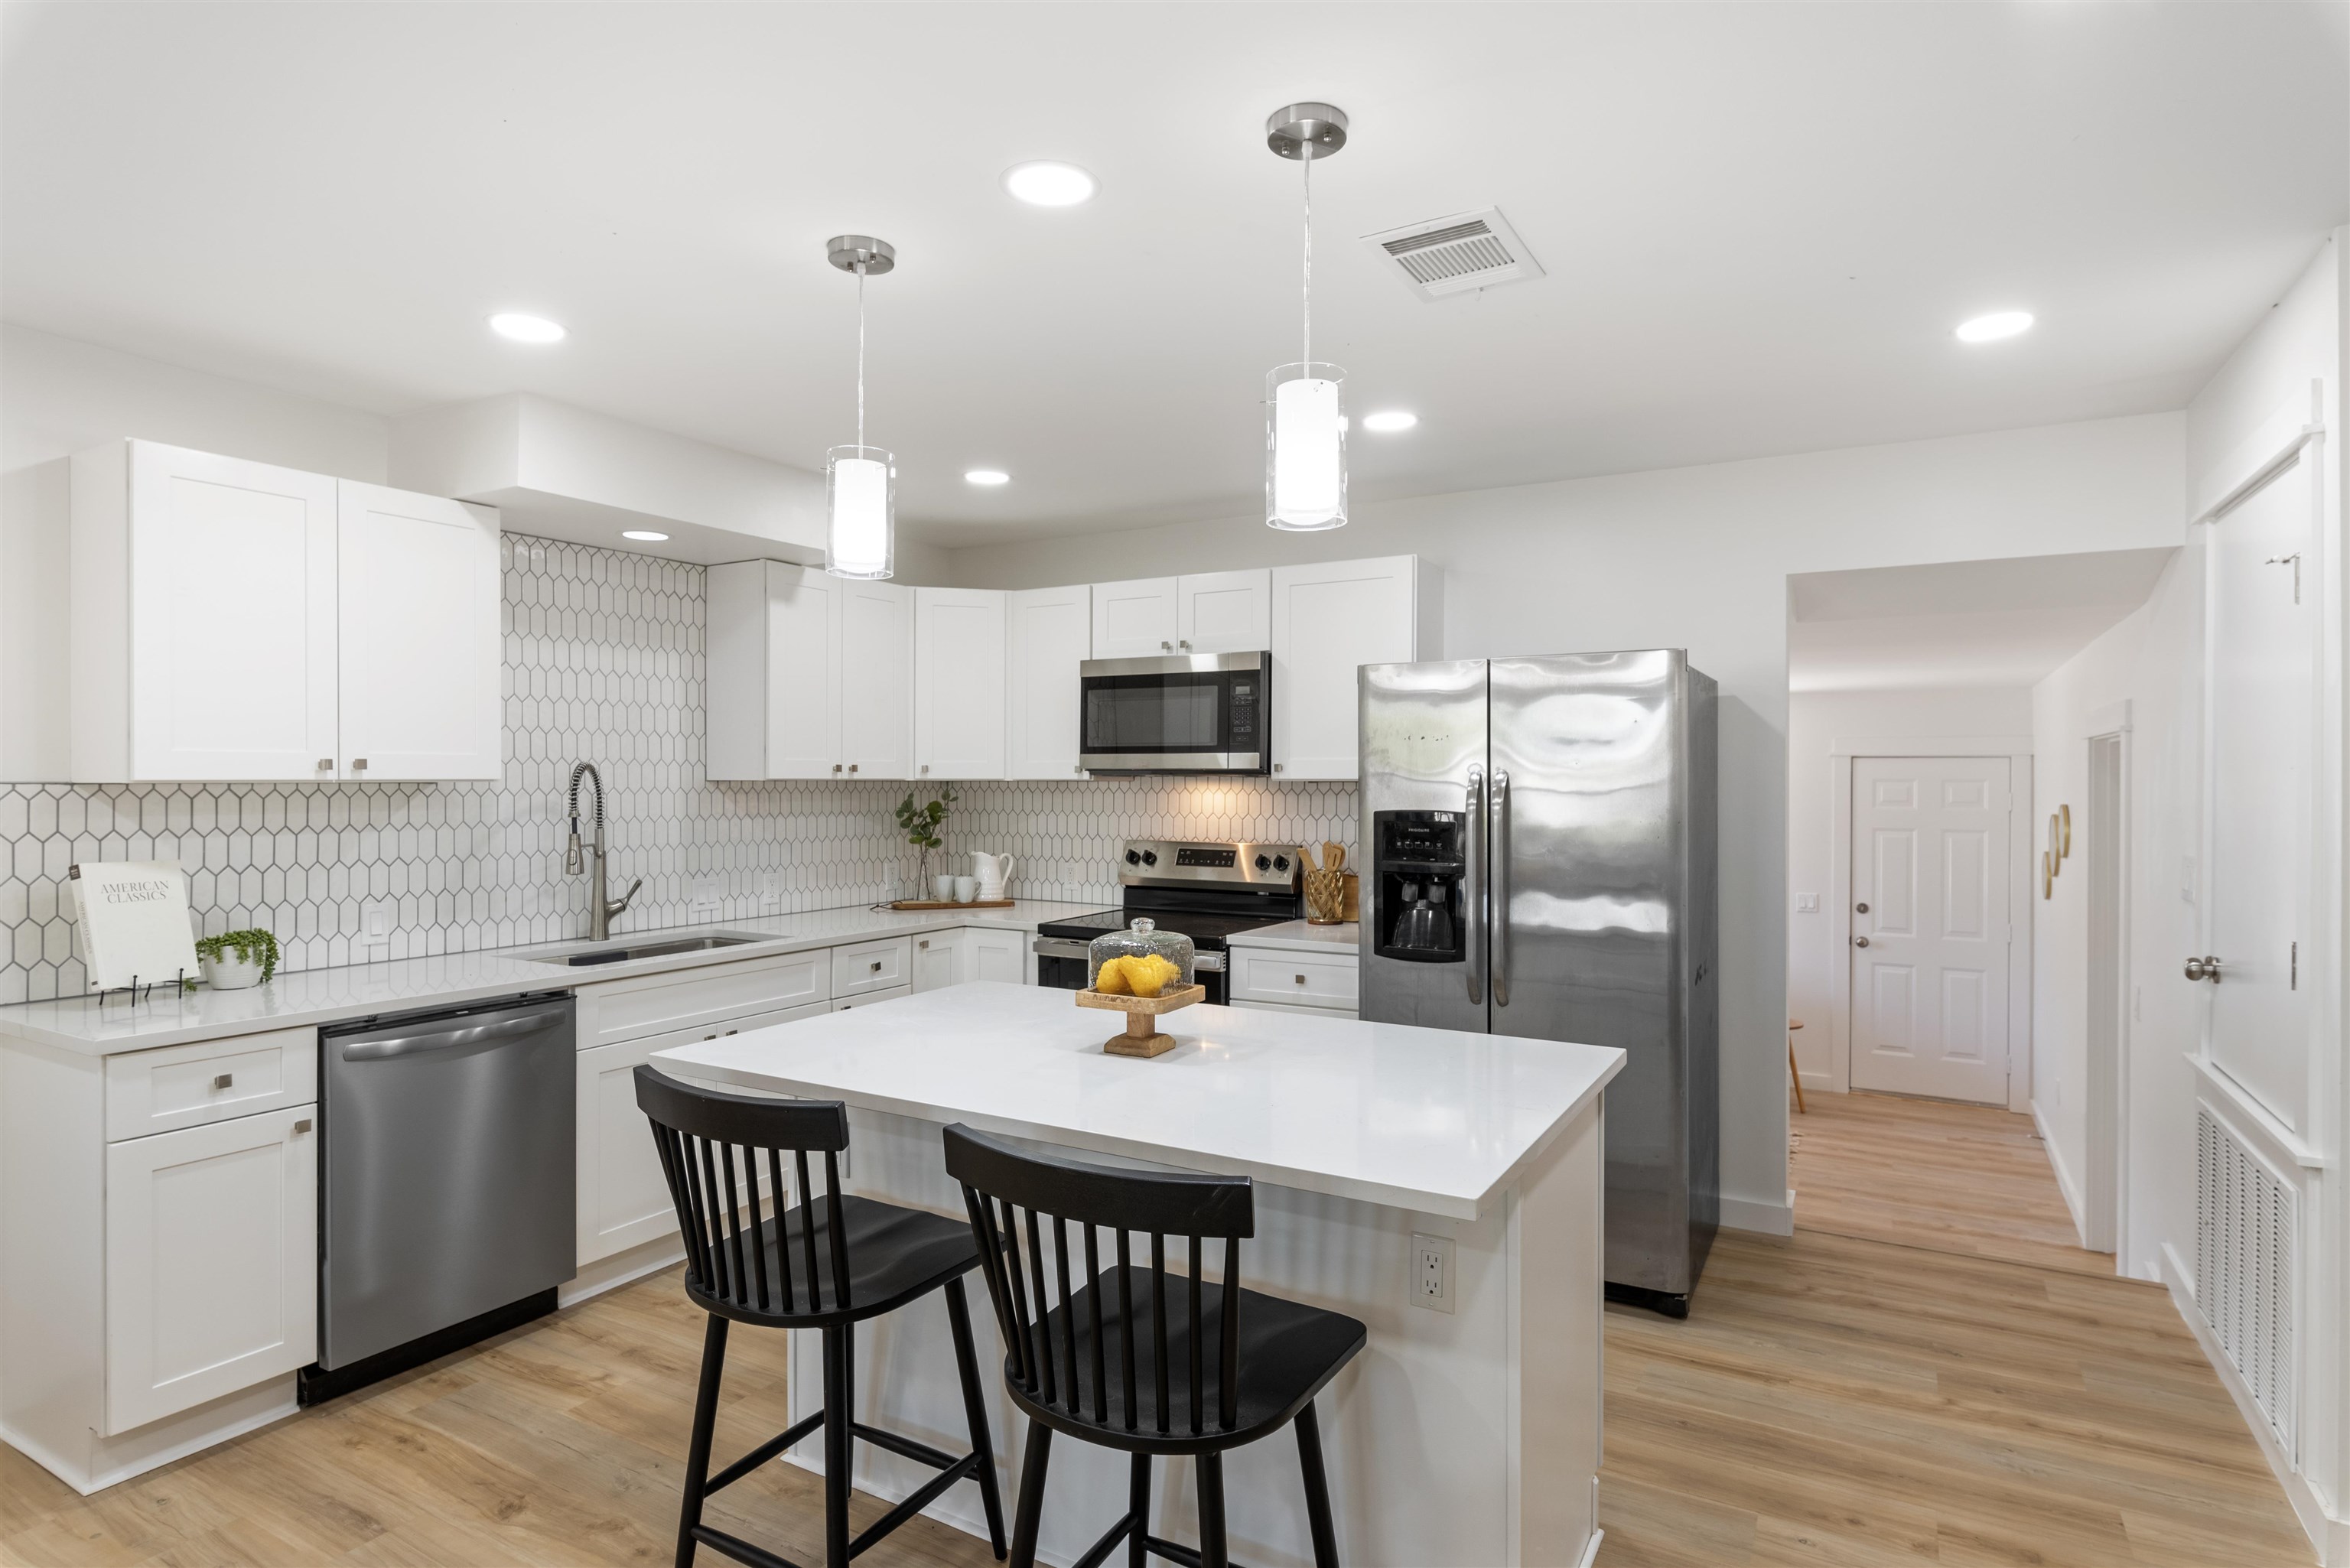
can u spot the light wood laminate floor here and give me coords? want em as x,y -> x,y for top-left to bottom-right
4,1092 -> 2309,1567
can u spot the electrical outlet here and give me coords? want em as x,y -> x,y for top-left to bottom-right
756,872 -> 783,912
1793,893 -> 1820,914
1411,1232 -> 1453,1313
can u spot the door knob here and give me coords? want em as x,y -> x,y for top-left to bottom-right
1855,902 -> 1869,914
2185,955 -> 2223,983
1853,936 -> 1870,948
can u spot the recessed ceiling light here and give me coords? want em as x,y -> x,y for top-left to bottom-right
490,311 -> 567,344
1362,410 -> 1417,433
965,470 -> 1011,486
1955,311 -> 2033,343
620,529 -> 669,542
1003,161 -> 1097,207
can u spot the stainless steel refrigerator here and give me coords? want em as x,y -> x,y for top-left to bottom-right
1359,649 -> 1718,1316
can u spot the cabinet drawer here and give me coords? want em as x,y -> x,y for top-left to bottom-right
833,984 -> 912,1011
1229,949 -> 1360,1009
581,951 -> 831,1048
832,939 -> 911,998
106,1027 -> 317,1142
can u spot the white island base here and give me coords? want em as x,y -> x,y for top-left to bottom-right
655,982 -> 1620,1568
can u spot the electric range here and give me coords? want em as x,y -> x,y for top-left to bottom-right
1030,838 -> 1305,1004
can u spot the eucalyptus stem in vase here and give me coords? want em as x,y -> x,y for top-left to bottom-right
894,786 -> 957,899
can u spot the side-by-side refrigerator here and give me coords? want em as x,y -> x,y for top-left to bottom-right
1359,649 -> 1719,1316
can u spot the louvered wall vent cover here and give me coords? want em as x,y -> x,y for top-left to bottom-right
1361,208 -> 1544,300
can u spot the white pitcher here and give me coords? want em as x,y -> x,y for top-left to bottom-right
971,851 -> 1015,902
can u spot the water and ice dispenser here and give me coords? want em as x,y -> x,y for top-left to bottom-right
1371,810 -> 1467,963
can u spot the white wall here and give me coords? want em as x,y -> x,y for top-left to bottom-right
950,412 -> 2187,1231
1785,686 -> 2035,1083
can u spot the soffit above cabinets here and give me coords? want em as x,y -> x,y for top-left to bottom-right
389,394 -> 828,568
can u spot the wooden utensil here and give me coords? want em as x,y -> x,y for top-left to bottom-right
1075,984 -> 1206,1057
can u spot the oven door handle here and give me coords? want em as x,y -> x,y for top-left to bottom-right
1191,953 -> 1226,974
1032,938 -> 1094,961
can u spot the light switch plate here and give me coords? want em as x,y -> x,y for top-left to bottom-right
690,875 -> 722,913
1411,1231 -> 1453,1313
1793,893 -> 1820,913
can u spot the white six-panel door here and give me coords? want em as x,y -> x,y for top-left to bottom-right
335,482 -> 501,782
1849,756 -> 2013,1104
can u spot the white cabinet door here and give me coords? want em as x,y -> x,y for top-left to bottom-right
104,1106 -> 317,1433
1006,585 -> 1091,779
120,443 -> 340,782
914,588 -> 1007,780
911,929 -> 965,993
1177,570 -> 1271,654
335,483 -> 501,782
1091,577 -> 1182,659
839,579 -> 913,779
1271,556 -> 1424,780
707,561 -> 841,780
968,926 -> 1028,984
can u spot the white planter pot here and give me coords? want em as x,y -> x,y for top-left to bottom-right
200,953 -> 265,991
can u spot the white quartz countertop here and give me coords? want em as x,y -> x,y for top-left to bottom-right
654,981 -> 1623,1220
0,901 -> 1108,1056
1225,920 -> 1359,954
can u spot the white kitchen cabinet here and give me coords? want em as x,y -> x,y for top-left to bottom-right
103,1105 -> 317,1434
1176,569 -> 1272,654
840,579 -> 915,780
1091,577 -> 1182,659
833,936 -> 913,997
706,561 -> 843,781
1271,555 -> 1438,780
914,588 -> 1007,779
968,926 -> 1029,984
1006,585 -> 1092,779
68,440 -> 502,784
911,929 -> 963,992
337,482 -> 501,781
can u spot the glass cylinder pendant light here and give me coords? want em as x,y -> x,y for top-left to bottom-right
1264,102 -> 1349,531
824,234 -> 897,578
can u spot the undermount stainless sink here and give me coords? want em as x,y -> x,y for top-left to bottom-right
527,934 -> 761,968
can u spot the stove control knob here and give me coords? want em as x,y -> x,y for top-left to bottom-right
1273,854 -> 1290,872
1141,850 -> 1158,867
1254,854 -> 1271,871
1125,849 -> 1142,866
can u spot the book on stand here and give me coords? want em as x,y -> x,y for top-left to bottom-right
68,861 -> 199,993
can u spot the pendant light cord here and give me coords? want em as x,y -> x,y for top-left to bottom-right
1301,155 -> 1312,368
854,260 -> 867,451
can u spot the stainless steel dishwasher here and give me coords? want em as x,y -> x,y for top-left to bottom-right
301,992 -> 575,1404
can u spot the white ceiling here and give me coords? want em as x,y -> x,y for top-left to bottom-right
1787,547 -> 2178,692
5,4 -> 2344,545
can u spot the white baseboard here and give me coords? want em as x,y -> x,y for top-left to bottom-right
2160,1243 -> 2334,1563
2030,1098 -> 2092,1249
1577,1527 -> 1605,1568
1720,1189 -> 1795,1237
5,1375 -> 297,1495
558,1235 -> 685,1309
1795,1071 -> 1837,1092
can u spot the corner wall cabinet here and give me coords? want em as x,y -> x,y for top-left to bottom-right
706,561 -> 913,782
69,440 -> 501,783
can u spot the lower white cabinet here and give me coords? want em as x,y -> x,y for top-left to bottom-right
912,931 -> 962,992
832,937 -> 913,997
969,926 -> 1027,984
103,1105 -> 317,1434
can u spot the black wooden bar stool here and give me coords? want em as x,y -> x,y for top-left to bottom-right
942,1123 -> 1366,1568
636,1067 -> 1007,1568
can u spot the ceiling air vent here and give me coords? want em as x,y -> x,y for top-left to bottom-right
1362,208 -> 1543,301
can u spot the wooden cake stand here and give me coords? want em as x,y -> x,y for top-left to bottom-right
1075,984 -> 1206,1058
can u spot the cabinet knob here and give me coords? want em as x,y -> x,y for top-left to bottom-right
1274,763 -> 1284,773
919,939 -> 929,949
1179,639 -> 1191,650
833,763 -> 842,774
870,960 -> 883,973
292,1118 -> 311,1135
352,758 -> 368,772
212,1072 -> 233,1091
317,758 -> 334,772
849,763 -> 859,774
1294,974 -> 1307,985
920,764 -> 929,776
1161,640 -> 1173,651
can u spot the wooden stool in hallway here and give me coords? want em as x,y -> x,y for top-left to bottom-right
1789,1020 -> 1806,1114
943,1122 -> 1368,1568
636,1067 -> 1007,1568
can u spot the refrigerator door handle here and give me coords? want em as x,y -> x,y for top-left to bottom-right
1490,767 -> 1511,1007
1464,764 -> 1486,1004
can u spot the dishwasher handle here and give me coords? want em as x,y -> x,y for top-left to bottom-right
337,1010 -> 570,1062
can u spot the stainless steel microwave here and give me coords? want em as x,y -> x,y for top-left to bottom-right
1078,651 -> 1271,775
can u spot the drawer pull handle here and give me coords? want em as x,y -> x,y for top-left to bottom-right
870,961 -> 883,973
724,1029 -> 737,1036
1295,974 -> 1307,985
212,1072 -> 234,1091
292,1118 -> 311,1135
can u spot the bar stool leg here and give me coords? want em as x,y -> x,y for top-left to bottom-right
1196,1451 -> 1229,1568
944,1278 -> 1008,1558
1294,1402 -> 1340,1568
1127,1454 -> 1151,1568
1010,1423 -> 1053,1568
822,1326 -> 852,1568
675,1314 -> 729,1568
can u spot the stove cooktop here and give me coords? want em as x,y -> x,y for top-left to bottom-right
1033,907 -> 1291,950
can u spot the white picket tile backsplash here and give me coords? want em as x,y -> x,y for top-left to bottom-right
0,536 -> 1357,1004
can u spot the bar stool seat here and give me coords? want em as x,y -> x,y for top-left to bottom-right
695,1193 -> 982,1329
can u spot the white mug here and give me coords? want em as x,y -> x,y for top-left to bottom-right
972,851 -> 1016,901
933,873 -> 956,901
953,875 -> 978,903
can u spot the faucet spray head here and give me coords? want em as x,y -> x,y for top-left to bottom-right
566,815 -> 584,874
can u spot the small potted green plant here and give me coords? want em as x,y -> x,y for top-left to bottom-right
195,929 -> 280,991
894,786 -> 957,899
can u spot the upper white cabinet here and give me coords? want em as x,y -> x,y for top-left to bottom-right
1006,584 -> 1091,779
1271,555 -> 1437,780
707,563 -> 910,782
914,588 -> 1007,779
336,483 -> 502,782
1092,572 -> 1271,659
69,441 -> 500,783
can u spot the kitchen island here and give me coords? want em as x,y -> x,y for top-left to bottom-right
655,981 -> 1623,1568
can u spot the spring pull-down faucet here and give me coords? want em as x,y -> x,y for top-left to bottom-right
566,762 -> 641,942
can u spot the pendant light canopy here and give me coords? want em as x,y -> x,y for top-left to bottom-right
1264,102 -> 1348,532
825,234 -> 897,579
